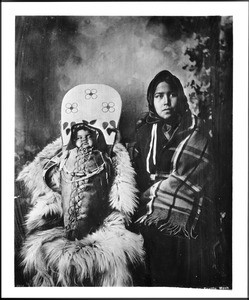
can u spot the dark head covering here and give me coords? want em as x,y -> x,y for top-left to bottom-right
146,70 -> 189,123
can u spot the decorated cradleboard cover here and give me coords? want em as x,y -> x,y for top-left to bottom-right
61,84 -> 122,149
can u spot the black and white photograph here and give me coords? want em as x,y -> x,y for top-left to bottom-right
2,1 -> 248,298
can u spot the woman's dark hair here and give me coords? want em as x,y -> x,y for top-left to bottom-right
147,70 -> 189,117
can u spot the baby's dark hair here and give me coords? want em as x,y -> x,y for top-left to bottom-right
147,70 -> 189,116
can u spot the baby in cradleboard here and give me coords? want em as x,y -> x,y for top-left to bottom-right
45,121 -> 113,241
17,84 -> 144,287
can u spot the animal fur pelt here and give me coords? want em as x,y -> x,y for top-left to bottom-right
17,139 -> 144,286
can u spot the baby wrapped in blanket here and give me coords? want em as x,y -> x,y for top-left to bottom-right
45,122 -> 113,240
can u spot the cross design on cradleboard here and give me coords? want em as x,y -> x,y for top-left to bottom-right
102,102 -> 115,113
65,103 -> 78,114
85,89 -> 98,100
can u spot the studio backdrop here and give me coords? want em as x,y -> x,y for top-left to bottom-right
15,16 -> 232,288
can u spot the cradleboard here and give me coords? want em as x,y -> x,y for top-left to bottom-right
18,84 -> 144,287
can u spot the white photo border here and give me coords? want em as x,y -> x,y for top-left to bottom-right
2,1 -> 248,298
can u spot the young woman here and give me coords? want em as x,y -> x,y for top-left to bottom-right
132,70 -> 219,287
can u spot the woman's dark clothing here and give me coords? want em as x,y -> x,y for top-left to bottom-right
132,112 -> 219,287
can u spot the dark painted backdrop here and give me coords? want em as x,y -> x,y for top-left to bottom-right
15,16 -> 232,288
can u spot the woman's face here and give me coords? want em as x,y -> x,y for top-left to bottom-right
153,81 -> 178,120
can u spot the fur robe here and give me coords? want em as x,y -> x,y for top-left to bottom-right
17,139 -> 144,286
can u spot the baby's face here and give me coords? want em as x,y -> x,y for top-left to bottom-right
75,129 -> 94,149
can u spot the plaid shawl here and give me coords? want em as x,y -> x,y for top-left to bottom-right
137,126 -> 213,239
